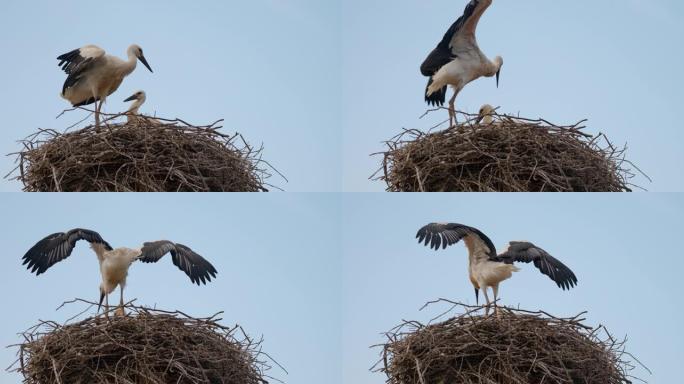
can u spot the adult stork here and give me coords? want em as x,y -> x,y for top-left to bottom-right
57,44 -> 153,127
420,0 -> 503,127
22,228 -> 217,317
416,223 -> 577,314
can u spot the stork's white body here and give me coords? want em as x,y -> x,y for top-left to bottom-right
91,244 -> 141,315
464,236 -> 518,312
61,47 -> 138,109
427,51 -> 499,98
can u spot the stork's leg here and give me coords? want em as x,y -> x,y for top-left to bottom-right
116,285 -> 125,317
492,284 -> 500,316
482,287 -> 491,316
93,99 -> 100,128
448,92 -> 457,127
104,293 -> 109,319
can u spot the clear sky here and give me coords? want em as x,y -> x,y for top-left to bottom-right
0,193 -> 342,384
0,0 -> 341,192
341,0 -> 684,191
342,193 -> 682,383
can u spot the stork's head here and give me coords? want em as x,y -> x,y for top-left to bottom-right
476,104 -> 496,125
128,44 -> 153,73
493,56 -> 503,88
124,90 -> 147,104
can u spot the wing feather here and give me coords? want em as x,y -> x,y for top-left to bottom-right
139,241 -> 217,285
495,241 -> 578,290
22,228 -> 111,275
416,223 -> 496,257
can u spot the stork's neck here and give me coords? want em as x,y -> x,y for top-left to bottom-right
127,99 -> 143,114
121,50 -> 138,76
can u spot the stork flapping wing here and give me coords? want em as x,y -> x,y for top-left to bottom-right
139,241 -> 218,285
57,45 -> 105,94
416,223 -> 497,257
495,241 -> 578,290
22,228 -> 112,275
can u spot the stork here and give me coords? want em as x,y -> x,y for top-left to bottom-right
57,44 -> 153,127
123,90 -> 156,124
420,0 -> 503,127
22,228 -> 217,317
416,223 -> 577,314
475,103 -> 496,124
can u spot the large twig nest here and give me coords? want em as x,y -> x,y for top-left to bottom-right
11,301 -> 278,384
376,301 -> 643,384
8,115 -> 284,192
374,111 -> 646,192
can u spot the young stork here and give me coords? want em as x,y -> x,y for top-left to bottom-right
420,0 -> 503,127
57,44 -> 153,127
416,223 -> 577,314
123,90 -> 152,124
475,103 -> 497,124
22,228 -> 217,317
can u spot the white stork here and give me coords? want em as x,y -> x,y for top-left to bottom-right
475,103 -> 496,124
123,90 -> 150,123
420,0 -> 503,127
57,44 -> 153,127
22,228 -> 217,317
416,223 -> 577,314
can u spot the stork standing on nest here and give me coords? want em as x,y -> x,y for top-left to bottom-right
57,44 -> 153,127
420,0 -> 503,127
22,228 -> 217,317
416,223 -> 577,314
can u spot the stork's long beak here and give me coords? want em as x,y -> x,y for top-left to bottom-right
475,115 -> 484,124
98,290 -> 105,312
139,55 -> 153,73
495,69 -> 500,88
123,94 -> 137,102
474,288 -> 479,305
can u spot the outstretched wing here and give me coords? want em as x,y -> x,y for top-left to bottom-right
495,241 -> 578,290
420,0 -> 488,76
139,240 -> 218,285
416,222 -> 497,257
22,228 -> 112,275
57,45 -> 105,94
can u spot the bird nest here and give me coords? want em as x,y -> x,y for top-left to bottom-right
8,114 -> 284,192
375,300 -> 644,384
373,111 -> 646,192
10,301 -> 280,384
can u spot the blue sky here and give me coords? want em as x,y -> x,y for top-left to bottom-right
342,193 -> 682,383
0,193 -> 342,384
341,0 -> 684,191
0,0 -> 341,192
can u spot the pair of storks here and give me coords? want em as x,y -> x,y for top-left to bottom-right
421,0 -> 504,127
22,223 -> 576,316
57,44 -> 153,125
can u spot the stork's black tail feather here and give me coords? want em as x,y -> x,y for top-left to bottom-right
425,78 -> 446,106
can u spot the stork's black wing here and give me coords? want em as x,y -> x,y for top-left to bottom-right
139,241 -> 218,285
420,0 -> 479,77
495,242 -> 578,290
57,45 -> 105,94
416,222 -> 496,257
22,228 -> 112,275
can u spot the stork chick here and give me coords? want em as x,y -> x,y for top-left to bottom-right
416,222 -> 577,315
22,229 -> 217,318
57,44 -> 153,127
476,104 -> 496,124
124,90 -> 148,123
